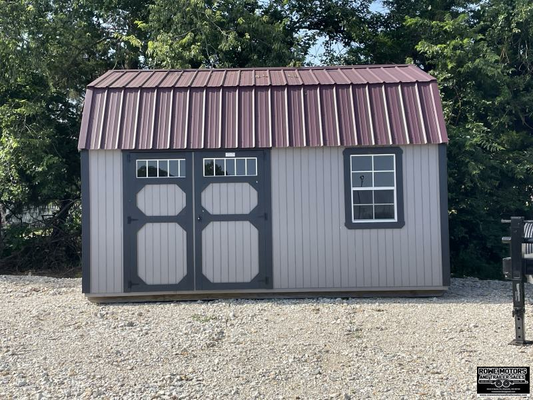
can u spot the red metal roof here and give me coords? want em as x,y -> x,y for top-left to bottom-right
78,65 -> 448,150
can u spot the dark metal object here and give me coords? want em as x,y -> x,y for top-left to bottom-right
81,151 -> 91,294
502,217 -> 533,345
438,144 -> 451,286
501,219 -> 533,224
502,258 -> 533,279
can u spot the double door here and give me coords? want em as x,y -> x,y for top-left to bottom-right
123,150 -> 272,292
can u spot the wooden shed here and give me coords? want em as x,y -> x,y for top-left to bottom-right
78,65 -> 449,301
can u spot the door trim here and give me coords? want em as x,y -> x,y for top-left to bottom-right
123,151 -> 195,292
193,149 -> 273,290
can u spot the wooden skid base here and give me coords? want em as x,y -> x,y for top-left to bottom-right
87,289 -> 447,303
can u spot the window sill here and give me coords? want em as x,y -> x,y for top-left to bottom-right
344,220 -> 405,230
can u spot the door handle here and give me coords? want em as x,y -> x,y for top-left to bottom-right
127,216 -> 139,224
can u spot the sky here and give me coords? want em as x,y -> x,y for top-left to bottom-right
306,0 -> 385,65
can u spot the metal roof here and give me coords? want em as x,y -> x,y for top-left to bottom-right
78,65 -> 448,150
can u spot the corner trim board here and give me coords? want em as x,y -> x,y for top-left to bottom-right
81,150 -> 91,293
438,143 -> 451,286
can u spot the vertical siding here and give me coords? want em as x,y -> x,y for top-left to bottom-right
89,150 -> 123,293
201,183 -> 258,215
136,184 -> 186,216
271,145 -> 443,289
202,221 -> 259,283
137,223 -> 187,285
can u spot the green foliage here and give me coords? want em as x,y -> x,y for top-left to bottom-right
1,203 -> 81,273
356,0 -> 474,64
0,0 -> 150,272
145,0 -> 309,68
286,0 -> 533,279
1,0 -> 531,280
269,0 -> 374,64
0,0 -> 310,273
405,0 -> 533,278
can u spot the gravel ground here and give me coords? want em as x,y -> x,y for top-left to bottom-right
0,276 -> 532,399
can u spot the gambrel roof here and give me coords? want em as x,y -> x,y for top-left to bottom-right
78,65 -> 448,150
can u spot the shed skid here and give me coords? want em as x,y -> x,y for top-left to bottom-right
87,289 -> 447,303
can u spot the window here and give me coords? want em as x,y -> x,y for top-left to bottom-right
136,159 -> 186,178
343,148 -> 404,229
203,157 -> 257,177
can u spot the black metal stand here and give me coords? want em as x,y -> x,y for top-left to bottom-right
502,217 -> 533,346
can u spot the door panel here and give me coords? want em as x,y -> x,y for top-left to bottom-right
137,184 -> 186,216
137,222 -> 187,285
202,221 -> 259,283
123,152 -> 194,292
201,182 -> 258,215
194,150 -> 273,290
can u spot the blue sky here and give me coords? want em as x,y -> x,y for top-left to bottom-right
306,0 -> 385,65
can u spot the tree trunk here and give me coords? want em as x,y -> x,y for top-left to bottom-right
51,199 -> 74,241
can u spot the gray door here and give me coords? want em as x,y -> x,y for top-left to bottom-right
123,152 -> 194,292
124,150 -> 272,292
194,150 -> 272,290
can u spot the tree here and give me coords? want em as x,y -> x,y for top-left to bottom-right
0,0 -> 313,273
281,0 -> 533,278
269,0 -> 373,64
2,0 -> 530,280
144,0 -> 310,68
406,0 -> 533,278
0,0 -> 149,272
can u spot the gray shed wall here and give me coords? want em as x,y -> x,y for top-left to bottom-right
271,145 -> 443,289
87,145 -> 444,294
89,150 -> 124,294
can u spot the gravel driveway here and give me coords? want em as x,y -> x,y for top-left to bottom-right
0,276 -> 531,399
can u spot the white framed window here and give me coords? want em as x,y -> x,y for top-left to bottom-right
203,157 -> 257,177
344,148 -> 404,229
350,154 -> 397,222
136,159 -> 186,178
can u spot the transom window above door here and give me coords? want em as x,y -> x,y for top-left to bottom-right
136,159 -> 186,178
203,157 -> 257,177
343,148 -> 404,229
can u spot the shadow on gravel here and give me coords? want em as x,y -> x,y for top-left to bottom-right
3,274 -> 530,307
98,282 -> 533,308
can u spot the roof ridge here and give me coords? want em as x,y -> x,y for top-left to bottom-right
99,64 -> 415,73
87,65 -> 435,88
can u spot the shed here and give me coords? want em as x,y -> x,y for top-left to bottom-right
78,65 -> 449,301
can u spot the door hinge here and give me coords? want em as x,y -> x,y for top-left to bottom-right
128,281 -> 140,289
127,153 -> 131,162
259,276 -> 270,285
257,212 -> 268,220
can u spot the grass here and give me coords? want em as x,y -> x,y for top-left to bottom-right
0,267 -> 82,279
191,314 -> 217,323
